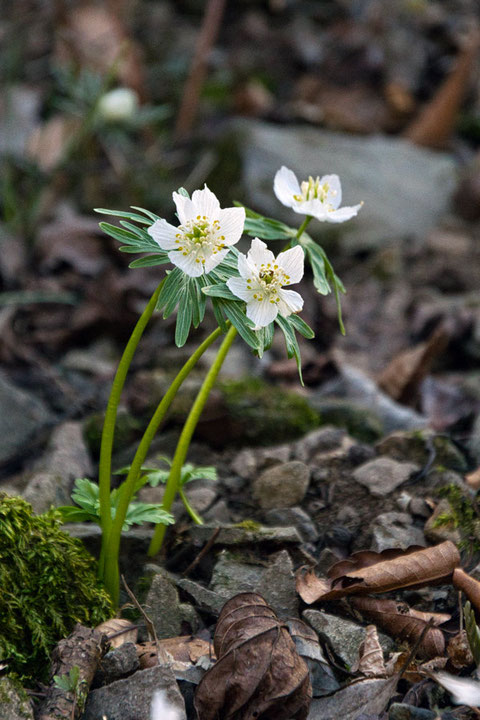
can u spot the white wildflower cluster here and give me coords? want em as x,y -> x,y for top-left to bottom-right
146,166 -> 361,331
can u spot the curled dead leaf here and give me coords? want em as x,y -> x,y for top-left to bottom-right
350,597 -> 447,660
352,625 -> 386,677
137,636 -> 214,670
447,631 -> 474,670
195,592 -> 311,720
95,618 -> 137,648
296,542 -> 460,604
453,569 -> 480,615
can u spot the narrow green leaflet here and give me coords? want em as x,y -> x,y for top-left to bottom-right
97,207 -> 167,266
218,299 -> 260,351
289,314 -> 315,339
202,282 -> 238,301
301,235 -> 346,335
129,254 -> 169,268
275,314 -> 304,385
465,601 -> 480,666
175,290 -> 193,347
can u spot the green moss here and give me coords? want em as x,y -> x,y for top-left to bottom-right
234,520 -> 262,532
220,377 -> 319,446
436,484 -> 480,553
0,494 -> 113,683
84,409 -> 142,459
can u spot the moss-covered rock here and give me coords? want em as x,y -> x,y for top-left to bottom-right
215,377 -> 320,446
0,494 -> 113,682
376,429 -> 468,473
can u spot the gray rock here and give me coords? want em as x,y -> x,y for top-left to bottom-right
303,610 -> 393,668
263,507 -> 318,543
231,443 -> 291,480
257,550 -> 298,617
210,549 -> 265,598
189,523 -> 302,547
203,499 -> 232,524
176,578 -> 227,616
184,483 -> 217,515
253,461 -> 310,509
0,372 -> 53,467
0,676 -> 34,720
316,547 -> 344,575
371,512 -> 426,552
145,573 -> 199,639
23,421 -> 93,512
376,429 -> 469,473
83,665 -> 186,720
424,499 -> 461,545
293,427 -> 347,464
98,642 -> 139,684
314,365 -> 427,435
353,457 -> 419,497
389,703 -> 438,719
239,121 -> 456,250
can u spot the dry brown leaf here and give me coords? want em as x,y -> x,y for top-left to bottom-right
137,636 -> 214,670
453,569 -> 480,614
352,625 -> 386,677
377,326 -> 450,405
447,631 -> 474,670
55,5 -> 145,98
296,542 -> 460,605
195,592 -> 311,720
95,618 -> 137,648
404,35 -> 480,149
350,597 -> 447,660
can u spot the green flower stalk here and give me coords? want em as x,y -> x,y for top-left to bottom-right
148,324 -> 238,557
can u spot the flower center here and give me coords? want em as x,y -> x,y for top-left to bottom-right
293,176 -> 336,209
175,215 -> 226,265
248,262 -> 291,304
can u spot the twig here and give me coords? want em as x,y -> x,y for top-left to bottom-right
182,527 -> 220,577
174,0 -> 227,141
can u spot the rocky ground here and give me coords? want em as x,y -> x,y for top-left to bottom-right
3,0 -> 480,718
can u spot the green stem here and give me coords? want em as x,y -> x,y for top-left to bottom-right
103,325 -> 223,605
98,281 -> 163,577
296,215 -> 312,240
179,487 -> 204,525
148,324 -> 238,557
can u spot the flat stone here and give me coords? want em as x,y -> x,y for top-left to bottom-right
0,372 -> 53,467
389,703 -> 438,719
145,573 -> 199,639
303,610 -> 394,668
176,578 -> 227,616
97,642 -> 139,685
83,665 -> 186,720
293,427 -> 347,464
210,549 -> 265,599
189,523 -> 302,546
253,461 -> 310,509
263,507 -> 318,543
353,457 -> 419,497
0,676 -> 34,720
257,550 -> 298,617
371,512 -> 426,552
238,120 -> 456,251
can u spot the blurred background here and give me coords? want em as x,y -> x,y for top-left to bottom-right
2,0 -> 480,483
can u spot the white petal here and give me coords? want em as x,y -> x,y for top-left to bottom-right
227,276 -> 255,302
217,206 -> 245,245
237,252 -> 251,280
203,247 -> 230,274
191,185 -> 221,219
278,288 -> 304,315
173,192 -> 196,223
274,166 -> 301,209
276,245 -> 304,284
247,237 -> 275,269
148,219 -> 179,250
246,298 -> 278,328
434,672 -> 480,707
320,174 -> 342,209
169,250 -> 204,277
151,690 -> 181,720
320,203 -> 363,224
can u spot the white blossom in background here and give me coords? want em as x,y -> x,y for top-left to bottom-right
433,672 -> 480,707
274,166 -> 363,223
150,690 -> 182,720
97,87 -> 139,123
148,186 -> 245,277
227,237 -> 304,329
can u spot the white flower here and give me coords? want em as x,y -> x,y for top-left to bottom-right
148,186 -> 245,277
97,87 -> 139,123
433,672 -> 480,707
150,690 -> 182,720
227,237 -> 304,329
274,166 -> 362,223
